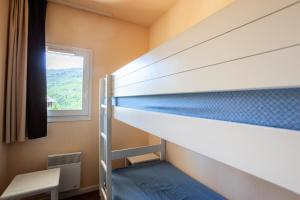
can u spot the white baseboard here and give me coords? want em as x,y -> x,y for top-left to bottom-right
59,185 -> 99,199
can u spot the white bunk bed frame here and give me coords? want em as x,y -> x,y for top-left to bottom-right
99,75 -> 166,200
100,0 -> 300,199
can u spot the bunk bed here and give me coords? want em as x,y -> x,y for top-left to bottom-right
99,0 -> 300,199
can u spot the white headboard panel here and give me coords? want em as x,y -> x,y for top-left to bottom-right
113,0 -> 300,96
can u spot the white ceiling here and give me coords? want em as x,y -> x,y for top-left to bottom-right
49,0 -> 177,26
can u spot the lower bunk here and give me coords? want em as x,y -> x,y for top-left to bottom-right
112,161 -> 226,200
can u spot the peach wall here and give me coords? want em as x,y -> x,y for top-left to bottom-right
148,0 -> 300,199
167,142 -> 300,200
0,0 -> 9,193
149,0 -> 235,49
6,2 -> 149,189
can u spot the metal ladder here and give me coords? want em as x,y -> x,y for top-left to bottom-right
99,75 -> 112,200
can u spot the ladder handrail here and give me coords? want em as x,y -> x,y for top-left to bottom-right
105,75 -> 112,199
99,75 -> 112,200
99,78 -> 105,195
99,74 -> 166,200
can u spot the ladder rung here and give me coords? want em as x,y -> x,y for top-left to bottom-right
101,132 -> 107,140
100,187 -> 107,200
101,160 -> 107,172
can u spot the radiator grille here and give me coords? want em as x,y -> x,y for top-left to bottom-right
48,152 -> 81,167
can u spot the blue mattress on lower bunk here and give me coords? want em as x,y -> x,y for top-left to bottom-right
112,161 -> 226,200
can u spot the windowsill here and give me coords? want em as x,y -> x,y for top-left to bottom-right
47,115 -> 91,123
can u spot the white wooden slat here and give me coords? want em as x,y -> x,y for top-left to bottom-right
112,144 -> 163,160
100,187 -> 107,200
112,0 -> 299,79
114,2 -> 300,89
100,132 -> 107,141
100,160 -> 107,172
113,106 -> 300,195
113,44 -> 300,97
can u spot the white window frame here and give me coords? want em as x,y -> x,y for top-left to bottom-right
46,43 -> 93,122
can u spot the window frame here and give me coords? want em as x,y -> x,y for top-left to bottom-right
46,43 -> 93,122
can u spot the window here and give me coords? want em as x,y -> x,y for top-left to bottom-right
46,44 -> 92,122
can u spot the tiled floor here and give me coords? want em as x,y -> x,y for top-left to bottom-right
64,191 -> 100,200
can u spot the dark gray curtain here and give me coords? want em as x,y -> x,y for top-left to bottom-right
26,0 -> 47,139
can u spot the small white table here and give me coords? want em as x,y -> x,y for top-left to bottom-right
0,168 -> 60,200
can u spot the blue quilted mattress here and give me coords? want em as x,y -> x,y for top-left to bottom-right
112,161 -> 226,200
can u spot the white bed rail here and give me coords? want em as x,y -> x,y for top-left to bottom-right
112,143 -> 165,160
99,75 -> 166,200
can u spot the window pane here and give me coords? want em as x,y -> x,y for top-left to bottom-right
46,50 -> 84,110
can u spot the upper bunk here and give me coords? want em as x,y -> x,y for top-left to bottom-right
110,0 -> 300,196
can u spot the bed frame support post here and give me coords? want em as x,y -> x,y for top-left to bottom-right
160,139 -> 166,161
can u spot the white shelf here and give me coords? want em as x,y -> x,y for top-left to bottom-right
127,153 -> 160,165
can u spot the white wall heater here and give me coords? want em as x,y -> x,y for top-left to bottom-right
48,152 -> 81,192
